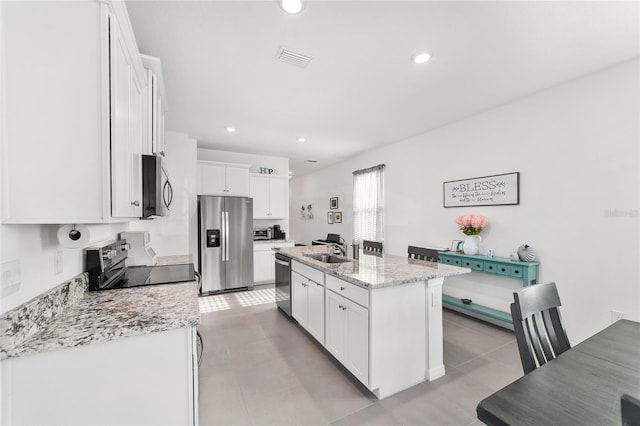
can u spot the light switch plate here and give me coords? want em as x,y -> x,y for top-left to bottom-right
1,259 -> 21,296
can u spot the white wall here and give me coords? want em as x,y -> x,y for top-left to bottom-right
290,59 -> 640,343
131,132 -> 198,259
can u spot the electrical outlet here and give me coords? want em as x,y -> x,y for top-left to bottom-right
1,259 -> 21,296
54,250 -> 64,275
611,310 -> 625,323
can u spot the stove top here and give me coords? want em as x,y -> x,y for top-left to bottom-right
85,239 -> 196,291
108,264 -> 196,290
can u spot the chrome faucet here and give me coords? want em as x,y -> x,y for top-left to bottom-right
328,237 -> 347,256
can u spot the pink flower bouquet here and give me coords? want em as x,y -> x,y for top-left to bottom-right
455,214 -> 489,236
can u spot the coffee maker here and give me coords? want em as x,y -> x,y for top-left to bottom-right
272,225 -> 286,240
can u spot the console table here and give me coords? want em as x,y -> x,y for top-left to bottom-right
438,251 -> 540,328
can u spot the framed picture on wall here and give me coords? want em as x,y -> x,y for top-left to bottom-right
330,197 -> 338,209
327,212 -> 334,224
334,212 -> 342,223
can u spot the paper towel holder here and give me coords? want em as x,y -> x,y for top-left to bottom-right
68,225 -> 82,241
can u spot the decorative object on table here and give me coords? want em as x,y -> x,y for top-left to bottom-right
307,204 -> 314,219
334,211 -> 342,223
330,197 -> 338,209
517,244 -> 537,262
443,172 -> 519,208
451,240 -> 464,252
455,214 -> 489,255
260,167 -> 267,174
327,211 -> 334,224
487,249 -> 496,259
509,251 -> 520,261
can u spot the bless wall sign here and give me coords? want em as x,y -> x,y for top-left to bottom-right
443,172 -> 519,207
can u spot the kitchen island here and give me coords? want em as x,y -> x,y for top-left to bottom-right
279,245 -> 470,399
1,255 -> 200,425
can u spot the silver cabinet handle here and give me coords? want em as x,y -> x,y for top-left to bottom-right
131,200 -> 140,206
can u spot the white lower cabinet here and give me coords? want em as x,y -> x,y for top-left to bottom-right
325,285 -> 369,386
2,327 -> 198,425
291,261 -> 326,344
291,270 -> 325,344
253,241 -> 295,284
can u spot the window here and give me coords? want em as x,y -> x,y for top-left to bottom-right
352,164 -> 385,245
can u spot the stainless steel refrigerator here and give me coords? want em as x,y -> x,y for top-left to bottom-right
198,196 -> 254,293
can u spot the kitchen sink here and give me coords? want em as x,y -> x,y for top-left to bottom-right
304,253 -> 354,264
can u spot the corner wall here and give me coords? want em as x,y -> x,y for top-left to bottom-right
290,59 -> 640,343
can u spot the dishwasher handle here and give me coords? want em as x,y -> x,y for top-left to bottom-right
275,258 -> 289,267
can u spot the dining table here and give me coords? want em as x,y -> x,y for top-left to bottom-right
476,319 -> 640,425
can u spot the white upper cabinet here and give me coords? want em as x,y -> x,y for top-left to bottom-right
249,174 -> 289,219
1,0 -> 146,223
198,161 -> 250,196
140,55 -> 167,157
110,12 -> 143,218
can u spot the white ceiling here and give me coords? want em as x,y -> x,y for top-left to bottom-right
126,1 -> 640,176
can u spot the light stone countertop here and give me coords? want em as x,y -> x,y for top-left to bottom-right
280,245 -> 470,289
253,239 -> 295,245
1,255 -> 199,360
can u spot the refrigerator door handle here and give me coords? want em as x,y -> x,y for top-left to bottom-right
221,211 -> 226,261
225,211 -> 230,261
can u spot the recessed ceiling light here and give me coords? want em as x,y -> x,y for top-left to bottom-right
297,137 -> 306,143
225,126 -> 236,133
279,0 -> 304,14
288,171 -> 293,175
412,52 -> 432,64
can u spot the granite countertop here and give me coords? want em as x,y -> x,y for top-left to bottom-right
280,246 -> 470,289
1,255 -> 200,360
253,239 -> 295,245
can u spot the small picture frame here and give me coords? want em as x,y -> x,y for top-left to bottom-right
330,197 -> 339,209
327,212 -> 334,224
334,211 -> 342,223
451,240 -> 464,252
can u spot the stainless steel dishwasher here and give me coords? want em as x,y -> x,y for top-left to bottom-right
274,252 -> 291,316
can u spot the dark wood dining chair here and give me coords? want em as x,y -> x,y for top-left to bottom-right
408,246 -> 439,262
362,240 -> 383,253
621,394 -> 640,426
510,281 -> 571,374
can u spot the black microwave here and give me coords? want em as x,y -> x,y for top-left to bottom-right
142,154 -> 172,219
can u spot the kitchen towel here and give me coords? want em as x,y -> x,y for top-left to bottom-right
57,224 -> 91,249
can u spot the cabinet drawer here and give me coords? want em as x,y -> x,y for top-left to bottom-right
484,263 -> 510,276
326,275 -> 369,308
460,258 -> 484,271
440,255 -> 461,266
509,265 -> 524,279
292,260 -> 325,285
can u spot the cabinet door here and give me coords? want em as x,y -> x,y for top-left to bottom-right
249,176 -> 269,219
268,177 -> 289,219
344,298 -> 369,385
199,164 -> 226,195
110,14 -> 138,218
128,74 -> 143,218
291,271 -> 308,325
253,248 -> 275,284
225,166 -> 249,196
325,290 -> 346,361
307,281 -> 325,344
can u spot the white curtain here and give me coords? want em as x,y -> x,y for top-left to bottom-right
352,164 -> 385,246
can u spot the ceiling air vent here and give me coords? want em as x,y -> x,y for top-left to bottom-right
276,47 -> 312,68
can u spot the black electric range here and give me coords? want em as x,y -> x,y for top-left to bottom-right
85,239 -> 195,291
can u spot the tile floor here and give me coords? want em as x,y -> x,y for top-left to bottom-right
197,285 -> 523,426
